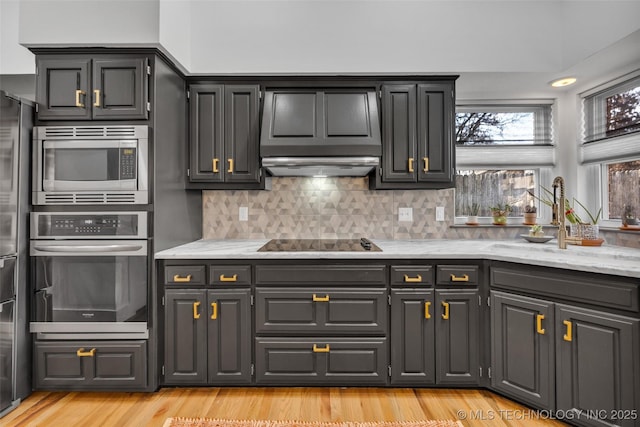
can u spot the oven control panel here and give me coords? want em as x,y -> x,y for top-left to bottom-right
32,212 -> 148,239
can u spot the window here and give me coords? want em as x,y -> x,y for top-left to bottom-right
604,159 -> 640,220
456,105 -> 552,146
584,75 -> 640,142
456,170 -> 537,217
454,101 -> 555,223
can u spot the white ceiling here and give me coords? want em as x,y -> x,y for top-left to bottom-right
2,0 -> 640,98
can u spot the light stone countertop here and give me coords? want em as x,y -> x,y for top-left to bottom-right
155,239 -> 640,279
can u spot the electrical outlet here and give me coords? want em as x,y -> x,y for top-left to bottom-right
399,207 -> 413,222
436,206 -> 445,221
239,206 -> 248,221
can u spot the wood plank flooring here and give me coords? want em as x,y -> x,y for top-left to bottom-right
2,388 -> 567,427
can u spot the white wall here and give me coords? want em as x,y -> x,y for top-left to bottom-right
159,0 -> 192,70
0,0 -> 34,74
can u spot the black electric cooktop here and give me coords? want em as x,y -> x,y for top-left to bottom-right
257,238 -> 382,252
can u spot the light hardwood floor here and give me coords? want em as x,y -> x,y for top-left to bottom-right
2,388 -> 567,427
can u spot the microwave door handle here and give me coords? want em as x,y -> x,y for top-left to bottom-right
33,244 -> 144,253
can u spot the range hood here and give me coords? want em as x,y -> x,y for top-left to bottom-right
260,88 -> 382,177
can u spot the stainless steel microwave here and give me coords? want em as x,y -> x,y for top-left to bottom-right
32,125 -> 149,205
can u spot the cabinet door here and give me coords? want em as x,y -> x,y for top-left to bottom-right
164,290 -> 207,384
92,58 -> 148,119
390,289 -> 435,385
435,289 -> 479,385
381,85 -> 416,182
189,84 -> 224,182
90,341 -> 147,389
417,83 -> 454,184
36,57 -> 91,120
224,85 -> 260,183
491,291 -> 555,410
556,304 -> 640,427
207,289 -> 252,384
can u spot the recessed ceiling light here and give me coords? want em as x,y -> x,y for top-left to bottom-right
550,77 -> 577,88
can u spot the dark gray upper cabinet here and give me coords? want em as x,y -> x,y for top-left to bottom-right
556,304 -> 639,427
372,81 -> 455,189
164,288 -> 252,385
189,84 -> 261,184
435,289 -> 479,385
260,88 -> 382,156
491,291 -> 555,410
36,55 -> 149,121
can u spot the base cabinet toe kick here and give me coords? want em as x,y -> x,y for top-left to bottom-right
155,259 -> 640,427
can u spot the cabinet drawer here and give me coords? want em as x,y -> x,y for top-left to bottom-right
390,265 -> 434,286
255,265 -> 387,285
436,265 -> 479,285
165,265 -> 206,285
255,337 -> 388,385
255,288 -> 388,335
210,265 -> 251,285
34,340 -> 147,390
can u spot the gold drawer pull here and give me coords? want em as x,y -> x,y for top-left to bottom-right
563,320 -> 572,342
450,274 -> 469,282
93,89 -> 101,107
173,274 -> 192,283
211,302 -> 218,320
312,344 -> 330,353
408,157 -> 414,173
76,348 -> 96,357
424,301 -> 431,319
403,274 -> 423,283
442,301 -> 450,320
312,294 -> 329,302
75,90 -> 86,107
219,274 -> 238,282
227,158 -> 234,173
212,158 -> 219,173
536,314 -> 545,335
193,301 -> 201,319
423,157 -> 429,172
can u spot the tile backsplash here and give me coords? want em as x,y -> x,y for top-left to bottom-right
202,177 -> 640,249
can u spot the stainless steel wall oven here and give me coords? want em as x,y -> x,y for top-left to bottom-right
30,212 -> 149,339
32,126 -> 149,205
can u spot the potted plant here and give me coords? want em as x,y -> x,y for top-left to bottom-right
523,204 -> 537,225
565,198 -> 602,240
490,203 -> 512,226
465,203 -> 480,225
622,205 -> 638,226
528,224 -> 544,237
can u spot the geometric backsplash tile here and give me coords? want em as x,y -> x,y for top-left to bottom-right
202,177 -> 640,249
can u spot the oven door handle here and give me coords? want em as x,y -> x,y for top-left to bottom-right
33,244 -> 145,254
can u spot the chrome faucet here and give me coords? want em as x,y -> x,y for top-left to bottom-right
552,176 -> 567,249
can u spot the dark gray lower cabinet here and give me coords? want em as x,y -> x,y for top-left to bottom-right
255,337 -> 387,385
34,340 -> 147,390
390,288 -> 479,386
556,304 -> 640,427
164,288 -> 251,385
490,291 -> 555,410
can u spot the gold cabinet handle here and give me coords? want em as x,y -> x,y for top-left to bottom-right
442,301 -> 450,320
450,274 -> 469,282
536,314 -> 545,335
312,294 -> 330,302
408,157 -> 414,173
211,302 -> 218,320
312,344 -> 330,353
424,301 -> 431,319
76,348 -> 96,357
173,274 -> 192,283
423,157 -> 429,172
219,274 -> 237,282
563,320 -> 572,342
212,158 -> 219,173
75,90 -> 86,107
93,89 -> 101,107
403,274 -> 423,283
227,158 -> 234,173
193,301 -> 201,319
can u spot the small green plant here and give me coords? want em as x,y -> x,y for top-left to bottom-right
524,204 -> 537,213
529,224 -> 544,236
466,203 -> 480,216
489,203 -> 512,216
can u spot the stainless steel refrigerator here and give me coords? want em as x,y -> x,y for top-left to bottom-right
0,91 -> 32,416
